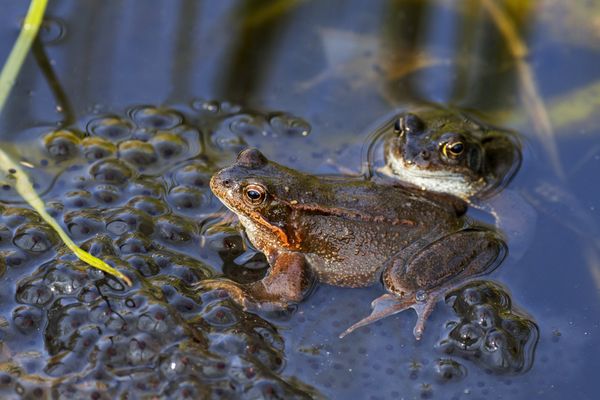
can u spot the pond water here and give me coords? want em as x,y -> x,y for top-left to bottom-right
0,1 -> 599,399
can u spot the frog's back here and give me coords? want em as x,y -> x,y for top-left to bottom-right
291,179 -> 464,287
291,175 -> 465,225
298,215 -> 418,286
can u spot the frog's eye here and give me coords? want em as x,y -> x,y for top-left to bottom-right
442,141 -> 465,158
243,184 -> 267,205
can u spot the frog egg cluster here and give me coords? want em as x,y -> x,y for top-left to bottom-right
189,99 -> 311,153
437,280 -> 538,374
42,105 -> 200,173
0,104 -> 314,398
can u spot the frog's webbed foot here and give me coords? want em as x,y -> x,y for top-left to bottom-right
339,292 -> 439,340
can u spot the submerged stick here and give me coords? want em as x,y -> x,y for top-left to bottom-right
482,0 -> 565,180
0,0 -> 47,111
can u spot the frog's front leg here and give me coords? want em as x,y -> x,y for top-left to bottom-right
198,252 -> 314,311
342,228 -> 506,340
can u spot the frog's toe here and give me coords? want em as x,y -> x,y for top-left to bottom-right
339,294 -> 415,339
411,299 -> 437,340
195,278 -> 252,309
340,292 -> 444,340
195,279 -> 293,312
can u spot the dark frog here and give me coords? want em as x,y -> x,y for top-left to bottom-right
202,148 -> 506,339
380,106 -> 522,200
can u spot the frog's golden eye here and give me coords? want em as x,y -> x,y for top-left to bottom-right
442,141 -> 465,158
243,184 -> 266,205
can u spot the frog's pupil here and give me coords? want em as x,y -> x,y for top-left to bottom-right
451,143 -> 464,154
247,189 -> 261,200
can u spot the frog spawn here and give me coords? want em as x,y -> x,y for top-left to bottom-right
438,281 -> 538,374
0,105 -> 316,398
192,99 -> 312,153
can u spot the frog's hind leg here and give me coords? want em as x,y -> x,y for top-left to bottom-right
341,229 -> 506,340
339,292 -> 437,340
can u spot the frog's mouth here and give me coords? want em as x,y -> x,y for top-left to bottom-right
383,157 -> 484,199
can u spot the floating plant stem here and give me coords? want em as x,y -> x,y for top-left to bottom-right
0,0 -> 131,285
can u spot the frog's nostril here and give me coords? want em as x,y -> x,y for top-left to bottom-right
222,179 -> 231,188
420,150 -> 430,160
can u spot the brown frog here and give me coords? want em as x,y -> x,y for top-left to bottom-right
202,148 -> 506,339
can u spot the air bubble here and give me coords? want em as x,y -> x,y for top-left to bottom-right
415,290 -> 427,302
39,17 -> 66,44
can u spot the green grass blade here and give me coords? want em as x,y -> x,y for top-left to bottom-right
0,0 -> 47,111
0,0 -> 132,286
0,152 -> 132,285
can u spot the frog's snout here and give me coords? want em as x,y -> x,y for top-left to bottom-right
209,171 -> 232,195
406,148 -> 432,168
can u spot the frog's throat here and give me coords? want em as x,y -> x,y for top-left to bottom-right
237,213 -> 300,250
383,159 -> 482,199
215,195 -> 299,250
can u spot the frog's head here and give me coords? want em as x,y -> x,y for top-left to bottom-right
210,148 -> 310,249
383,109 -> 521,199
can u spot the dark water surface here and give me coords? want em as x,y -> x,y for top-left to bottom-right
0,1 -> 599,399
